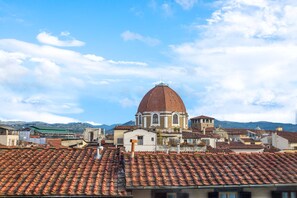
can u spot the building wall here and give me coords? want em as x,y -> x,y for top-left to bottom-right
139,111 -> 188,130
114,129 -> 127,145
261,136 -> 271,144
231,148 -> 264,153
83,128 -> 102,142
124,129 -> 156,152
131,187 -> 277,198
289,143 -> 297,149
272,133 -> 289,150
0,134 -> 19,146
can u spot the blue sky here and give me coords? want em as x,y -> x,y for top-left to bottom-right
1,0 -> 297,124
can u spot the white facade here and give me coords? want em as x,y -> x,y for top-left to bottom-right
272,133 -> 289,150
0,126 -> 19,146
124,129 -> 156,152
83,128 -> 103,142
131,187 -> 278,198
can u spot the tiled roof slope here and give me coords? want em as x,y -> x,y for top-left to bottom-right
137,84 -> 186,113
124,152 -> 297,189
277,131 -> 297,143
0,148 -> 128,197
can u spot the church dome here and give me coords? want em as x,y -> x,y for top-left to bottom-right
137,83 -> 187,113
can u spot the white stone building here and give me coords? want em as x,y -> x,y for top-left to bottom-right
124,129 -> 156,151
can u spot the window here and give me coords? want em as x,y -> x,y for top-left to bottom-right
209,192 -> 250,198
138,115 -> 142,125
117,138 -> 123,144
152,114 -> 159,124
151,137 -> 154,142
272,191 -> 297,198
137,136 -> 143,145
173,114 -> 178,124
219,192 -> 237,198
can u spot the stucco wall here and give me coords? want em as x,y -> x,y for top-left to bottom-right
131,187 -> 277,198
114,129 -> 127,145
272,133 -> 289,150
124,129 -> 156,152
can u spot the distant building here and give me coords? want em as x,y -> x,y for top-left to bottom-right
83,127 -> 104,142
30,126 -> 76,139
272,131 -> 297,151
123,129 -> 156,151
113,125 -> 136,146
190,115 -> 215,132
0,125 -> 19,146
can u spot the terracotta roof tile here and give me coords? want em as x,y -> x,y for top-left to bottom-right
137,84 -> 186,113
276,131 -> 297,143
190,115 -> 214,120
0,148 -> 128,196
125,152 -> 297,189
114,125 -> 136,130
216,142 -> 264,149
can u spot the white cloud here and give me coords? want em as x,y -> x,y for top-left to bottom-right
0,34 -> 190,123
171,0 -> 297,123
161,3 -> 173,16
175,0 -> 197,10
121,30 -> 160,46
36,31 -> 85,47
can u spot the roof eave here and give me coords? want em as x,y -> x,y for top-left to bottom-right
126,183 -> 297,190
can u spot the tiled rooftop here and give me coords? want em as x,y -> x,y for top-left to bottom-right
114,125 -> 136,131
124,152 -> 297,189
0,147 -> 128,196
216,142 -> 264,149
182,132 -> 218,139
190,115 -> 214,120
277,131 -> 297,143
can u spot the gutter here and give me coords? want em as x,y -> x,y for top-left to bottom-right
126,183 -> 297,190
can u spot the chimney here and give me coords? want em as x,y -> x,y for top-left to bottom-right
177,143 -> 180,154
96,146 -> 104,159
130,139 -> 137,160
203,127 -> 206,135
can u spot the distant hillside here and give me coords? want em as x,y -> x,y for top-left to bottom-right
1,119 -> 296,134
214,120 -> 297,132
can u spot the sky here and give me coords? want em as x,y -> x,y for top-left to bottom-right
1,0 -> 297,125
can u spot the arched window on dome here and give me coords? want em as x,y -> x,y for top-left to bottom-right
173,114 -> 179,125
152,114 -> 159,124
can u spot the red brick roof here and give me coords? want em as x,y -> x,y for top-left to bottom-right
182,132 -> 218,139
216,142 -> 264,149
190,115 -> 214,120
137,84 -> 186,113
114,125 -> 136,130
124,152 -> 297,189
277,131 -> 297,143
223,128 -> 248,135
0,148 -> 128,196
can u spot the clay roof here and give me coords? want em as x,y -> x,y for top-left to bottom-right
216,142 -> 264,149
222,128 -> 248,135
277,131 -> 297,143
114,125 -> 136,131
190,115 -> 214,120
124,152 -> 297,189
182,132 -> 217,139
137,84 -> 186,113
0,148 -> 128,197
206,145 -> 233,153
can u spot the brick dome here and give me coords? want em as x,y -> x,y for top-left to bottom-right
137,83 -> 187,113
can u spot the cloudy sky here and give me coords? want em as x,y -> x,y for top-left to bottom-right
1,0 -> 297,124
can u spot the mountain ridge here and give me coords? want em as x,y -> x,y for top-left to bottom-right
1,119 -> 296,133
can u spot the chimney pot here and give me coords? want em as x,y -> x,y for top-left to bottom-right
130,139 -> 137,160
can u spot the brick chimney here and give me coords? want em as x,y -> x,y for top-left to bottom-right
130,139 -> 137,160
